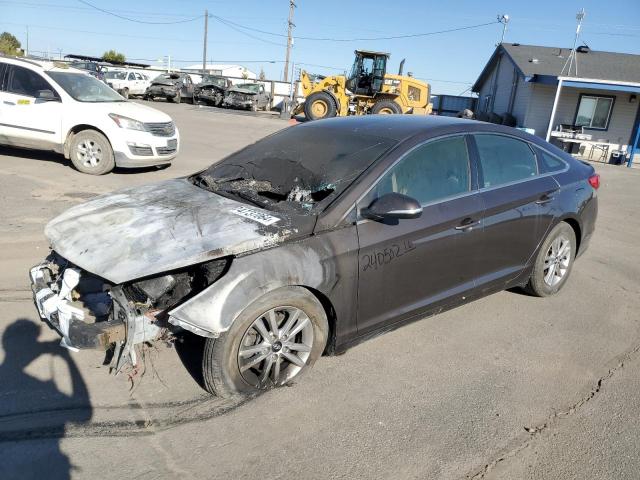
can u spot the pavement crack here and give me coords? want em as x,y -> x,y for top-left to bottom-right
465,341 -> 640,479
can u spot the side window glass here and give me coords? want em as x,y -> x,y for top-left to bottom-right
474,134 -> 537,188
128,73 -> 135,80
536,148 -> 566,173
134,73 -> 143,80
7,65 -> 54,97
372,136 -> 470,205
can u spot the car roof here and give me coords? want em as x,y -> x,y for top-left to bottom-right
0,56 -> 87,74
295,115 -> 486,141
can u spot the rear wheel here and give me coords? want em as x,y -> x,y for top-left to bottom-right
69,130 -> 115,175
371,99 -> 402,115
121,88 -> 129,99
304,91 -> 337,120
202,287 -> 328,398
525,222 -> 576,297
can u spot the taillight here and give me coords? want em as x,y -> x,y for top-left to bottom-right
588,174 -> 600,189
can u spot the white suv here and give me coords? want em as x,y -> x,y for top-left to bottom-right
0,57 -> 179,175
104,69 -> 151,99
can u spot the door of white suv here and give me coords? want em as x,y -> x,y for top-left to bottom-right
0,64 -> 63,149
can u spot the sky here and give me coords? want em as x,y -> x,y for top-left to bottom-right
1,0 -> 639,95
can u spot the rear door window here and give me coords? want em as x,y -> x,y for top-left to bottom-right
474,134 -> 538,188
7,65 -> 55,97
372,135 -> 471,205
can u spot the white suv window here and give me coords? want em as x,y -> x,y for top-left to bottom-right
7,65 -> 55,98
128,72 -> 135,81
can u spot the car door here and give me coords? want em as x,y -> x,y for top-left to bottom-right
1,64 -> 63,149
126,72 -> 136,93
470,133 -> 560,291
133,73 -> 145,94
356,135 -> 484,334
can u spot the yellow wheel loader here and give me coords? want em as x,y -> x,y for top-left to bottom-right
296,50 -> 432,121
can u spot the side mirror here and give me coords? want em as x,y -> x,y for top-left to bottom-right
361,192 -> 423,221
36,89 -> 58,102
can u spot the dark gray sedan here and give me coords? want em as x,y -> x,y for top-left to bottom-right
30,116 -> 598,397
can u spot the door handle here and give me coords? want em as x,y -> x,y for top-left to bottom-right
455,218 -> 480,231
535,190 -> 559,205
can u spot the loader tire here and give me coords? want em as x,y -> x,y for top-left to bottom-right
304,91 -> 337,120
371,100 -> 402,115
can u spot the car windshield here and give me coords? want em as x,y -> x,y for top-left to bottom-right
236,83 -> 260,93
154,73 -> 181,82
203,76 -> 226,86
104,71 -> 127,80
192,123 -> 397,213
47,72 -> 124,102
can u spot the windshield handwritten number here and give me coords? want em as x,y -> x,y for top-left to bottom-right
361,240 -> 415,271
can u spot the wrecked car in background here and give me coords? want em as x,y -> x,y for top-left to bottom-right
105,70 -> 151,99
145,72 -> 194,103
30,116 -> 598,398
223,83 -> 271,111
194,75 -> 231,106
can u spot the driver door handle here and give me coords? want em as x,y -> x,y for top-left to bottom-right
455,218 -> 480,231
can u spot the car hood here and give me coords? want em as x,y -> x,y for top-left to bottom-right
44,179 -> 314,284
90,101 -> 173,123
198,83 -> 226,89
227,87 -> 257,95
151,79 -> 181,87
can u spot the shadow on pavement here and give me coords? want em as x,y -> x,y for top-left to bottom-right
0,319 -> 92,480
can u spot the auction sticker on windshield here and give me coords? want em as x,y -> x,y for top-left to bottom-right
231,206 -> 280,226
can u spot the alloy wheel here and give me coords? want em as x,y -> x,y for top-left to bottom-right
543,235 -> 571,287
76,139 -> 103,168
237,306 -> 313,388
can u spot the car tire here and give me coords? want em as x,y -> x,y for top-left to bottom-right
371,99 -> 402,115
121,88 -> 129,99
69,130 -> 115,175
171,92 -> 181,103
202,286 -> 329,398
304,91 -> 337,120
525,222 -> 577,297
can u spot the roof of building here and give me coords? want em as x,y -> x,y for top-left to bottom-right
473,43 -> 640,91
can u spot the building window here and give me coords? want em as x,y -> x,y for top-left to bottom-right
574,94 -> 614,130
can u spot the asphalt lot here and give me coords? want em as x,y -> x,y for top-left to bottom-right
1,102 -> 639,479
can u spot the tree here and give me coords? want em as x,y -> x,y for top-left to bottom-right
0,32 -> 23,56
102,50 -> 126,64
259,67 -> 266,81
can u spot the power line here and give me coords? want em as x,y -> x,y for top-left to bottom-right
77,0 -> 204,25
213,15 -> 286,47
211,15 -> 500,41
0,1 -> 197,17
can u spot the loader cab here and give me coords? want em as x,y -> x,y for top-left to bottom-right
346,50 -> 389,97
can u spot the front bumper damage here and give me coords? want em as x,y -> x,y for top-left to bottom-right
30,255 -> 164,372
146,85 -> 179,99
223,93 -> 255,109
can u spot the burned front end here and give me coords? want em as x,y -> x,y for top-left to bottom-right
30,251 -> 228,372
223,90 -> 256,110
195,84 -> 227,106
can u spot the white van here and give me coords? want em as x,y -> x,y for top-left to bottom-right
0,56 -> 179,175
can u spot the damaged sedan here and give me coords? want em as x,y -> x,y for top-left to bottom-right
223,83 -> 271,111
30,116 -> 598,397
194,75 -> 231,106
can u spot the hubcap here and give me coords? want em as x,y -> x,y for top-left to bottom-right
237,306 -> 313,388
543,235 -> 571,287
311,99 -> 328,117
379,107 -> 394,114
76,139 -> 103,168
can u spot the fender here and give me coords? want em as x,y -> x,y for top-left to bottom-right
168,227 -> 360,343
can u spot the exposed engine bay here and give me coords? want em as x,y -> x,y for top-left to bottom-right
30,252 -> 228,373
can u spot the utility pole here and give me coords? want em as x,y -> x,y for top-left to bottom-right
25,25 -> 29,56
283,0 -> 296,82
202,10 -> 208,73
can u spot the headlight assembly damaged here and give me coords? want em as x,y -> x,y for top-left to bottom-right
30,252 -> 230,373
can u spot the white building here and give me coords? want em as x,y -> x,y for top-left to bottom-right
185,64 -> 257,80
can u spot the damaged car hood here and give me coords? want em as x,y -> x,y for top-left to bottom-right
44,179 -> 313,284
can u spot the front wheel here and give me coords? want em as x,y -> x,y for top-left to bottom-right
202,287 -> 328,397
69,130 -> 115,175
525,222 -> 577,297
371,99 -> 402,115
304,91 -> 337,120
